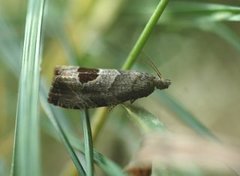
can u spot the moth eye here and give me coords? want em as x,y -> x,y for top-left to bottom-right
54,67 -> 62,76
78,67 -> 99,84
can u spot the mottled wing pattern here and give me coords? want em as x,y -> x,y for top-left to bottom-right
108,71 -> 155,102
48,66 -> 158,109
48,66 -> 98,109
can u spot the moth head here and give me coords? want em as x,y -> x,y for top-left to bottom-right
154,78 -> 171,90
145,59 -> 171,90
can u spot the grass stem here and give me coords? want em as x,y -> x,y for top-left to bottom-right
83,109 -> 94,176
92,0 -> 169,142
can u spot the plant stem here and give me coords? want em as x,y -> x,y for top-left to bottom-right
83,109 -> 94,176
122,0 -> 169,70
92,108 -> 109,142
92,0 -> 169,142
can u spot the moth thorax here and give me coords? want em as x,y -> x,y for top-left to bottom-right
154,78 -> 171,90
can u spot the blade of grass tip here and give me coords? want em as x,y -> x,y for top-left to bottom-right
11,0 -> 45,175
83,109 -> 94,176
122,105 -> 166,133
39,83 -> 86,175
91,0 -> 170,142
93,152 -> 127,176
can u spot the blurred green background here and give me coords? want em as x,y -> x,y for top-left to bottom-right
0,0 -> 240,175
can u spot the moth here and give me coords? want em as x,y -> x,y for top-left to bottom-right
48,66 -> 171,109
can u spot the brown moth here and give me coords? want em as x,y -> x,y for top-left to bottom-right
48,66 -> 171,109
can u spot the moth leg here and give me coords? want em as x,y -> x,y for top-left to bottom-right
130,99 -> 136,104
108,105 -> 116,112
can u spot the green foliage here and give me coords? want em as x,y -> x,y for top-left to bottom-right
11,0 -> 44,175
123,105 -> 166,133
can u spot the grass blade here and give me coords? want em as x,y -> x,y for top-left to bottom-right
206,23 -> 240,53
93,152 -> 127,176
41,113 -> 126,176
168,2 -> 240,22
122,0 -> 169,70
11,0 -> 45,175
0,16 -> 122,176
123,105 -> 166,133
158,92 -> 218,140
40,90 -> 126,175
92,0 -> 170,141
40,83 -> 86,175
83,109 -> 94,176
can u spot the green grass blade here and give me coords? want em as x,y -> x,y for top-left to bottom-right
122,0 -> 169,70
125,2 -> 240,54
92,0 -> 170,142
168,2 -> 240,22
205,23 -> 240,53
161,2 -> 240,53
40,83 -> 86,175
158,92 -> 218,140
41,119 -> 127,176
40,95 -> 126,175
0,16 -> 86,175
82,109 -> 94,176
0,15 -> 123,176
11,0 -> 45,175
93,152 -> 127,176
123,105 -> 166,133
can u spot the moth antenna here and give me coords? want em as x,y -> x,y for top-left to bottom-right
145,59 -> 162,79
